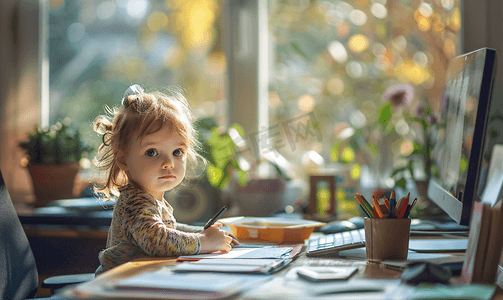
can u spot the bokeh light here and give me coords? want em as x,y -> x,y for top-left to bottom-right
126,0 -> 149,20
412,51 -> 429,68
336,22 -> 351,38
327,77 -> 345,95
394,60 -> 431,85
348,34 -> 369,53
416,14 -> 432,31
370,3 -> 387,19
448,7 -> 461,31
346,61 -> 366,78
349,9 -> 367,26
418,3 -> 433,17
96,1 -> 116,20
328,41 -> 348,63
341,147 -> 355,163
350,164 -> 361,180
400,140 -> 414,156
392,35 -> 407,52
298,94 -> 316,112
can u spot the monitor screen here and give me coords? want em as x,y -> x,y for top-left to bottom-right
428,47 -> 497,226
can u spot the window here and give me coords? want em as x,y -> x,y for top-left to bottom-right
48,0 -> 227,151
266,0 -> 461,215
46,0 -> 462,190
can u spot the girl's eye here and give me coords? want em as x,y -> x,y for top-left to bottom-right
145,149 -> 158,157
173,149 -> 184,157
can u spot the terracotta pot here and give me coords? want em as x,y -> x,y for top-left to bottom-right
28,163 -> 81,207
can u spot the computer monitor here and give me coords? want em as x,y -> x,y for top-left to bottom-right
427,47 -> 497,226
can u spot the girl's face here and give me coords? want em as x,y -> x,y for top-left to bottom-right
124,125 -> 187,200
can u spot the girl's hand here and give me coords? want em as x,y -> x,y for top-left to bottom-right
214,222 -> 240,247
199,223 -> 232,253
199,223 -> 240,253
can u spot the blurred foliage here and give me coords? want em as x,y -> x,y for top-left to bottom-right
195,117 -> 248,190
47,0 -> 462,186
268,0 -> 461,184
48,0 -> 225,156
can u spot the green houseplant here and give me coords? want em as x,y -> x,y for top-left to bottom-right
195,117 -> 293,217
194,117 -> 249,190
19,119 -> 94,207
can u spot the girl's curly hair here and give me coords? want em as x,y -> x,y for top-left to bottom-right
92,86 -> 206,200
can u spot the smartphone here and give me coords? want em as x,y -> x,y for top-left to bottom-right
296,266 -> 358,282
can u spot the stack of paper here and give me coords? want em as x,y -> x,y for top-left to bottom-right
113,271 -> 270,300
178,246 -> 294,261
174,258 -> 290,274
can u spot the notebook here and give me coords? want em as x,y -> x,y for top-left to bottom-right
113,271 -> 270,300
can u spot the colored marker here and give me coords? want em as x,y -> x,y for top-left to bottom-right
394,197 -> 404,218
361,194 -> 378,218
389,190 -> 396,218
403,197 -> 417,218
372,195 -> 384,218
355,193 -> 374,218
384,198 -> 390,210
399,193 -> 410,218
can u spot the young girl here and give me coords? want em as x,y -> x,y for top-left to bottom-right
93,85 -> 238,275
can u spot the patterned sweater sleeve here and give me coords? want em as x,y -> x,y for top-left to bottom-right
176,223 -> 204,233
124,193 -> 201,256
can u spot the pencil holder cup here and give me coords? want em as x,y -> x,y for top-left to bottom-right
364,217 -> 411,262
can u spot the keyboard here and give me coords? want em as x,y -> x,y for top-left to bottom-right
306,228 -> 366,257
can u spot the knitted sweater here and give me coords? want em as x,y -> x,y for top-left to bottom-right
96,184 -> 201,275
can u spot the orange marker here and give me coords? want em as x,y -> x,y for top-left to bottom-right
394,197 -> 404,218
372,195 -> 384,218
399,192 -> 410,218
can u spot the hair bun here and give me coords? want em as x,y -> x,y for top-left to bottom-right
121,84 -> 144,105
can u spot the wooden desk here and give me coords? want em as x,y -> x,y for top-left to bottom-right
58,242 -> 503,299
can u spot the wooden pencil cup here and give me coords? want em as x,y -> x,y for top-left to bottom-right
364,217 -> 411,262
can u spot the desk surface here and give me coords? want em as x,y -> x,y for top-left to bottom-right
58,240 -> 503,300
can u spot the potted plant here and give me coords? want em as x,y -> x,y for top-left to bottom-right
194,117 -> 249,191
163,117 -> 250,223
195,117 -> 293,217
19,118 -> 94,207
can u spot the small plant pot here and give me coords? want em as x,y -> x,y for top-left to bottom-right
28,163 -> 81,207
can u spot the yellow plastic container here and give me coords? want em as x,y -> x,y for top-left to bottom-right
219,217 -> 325,242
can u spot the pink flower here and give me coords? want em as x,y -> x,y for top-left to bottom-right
384,84 -> 415,107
